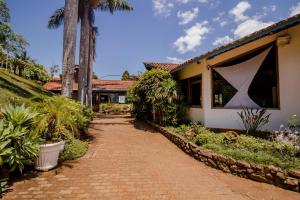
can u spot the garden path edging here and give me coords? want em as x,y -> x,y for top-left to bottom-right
146,120 -> 300,193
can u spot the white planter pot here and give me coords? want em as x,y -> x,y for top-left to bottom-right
35,140 -> 65,171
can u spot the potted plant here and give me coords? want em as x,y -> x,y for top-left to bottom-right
34,96 -> 80,171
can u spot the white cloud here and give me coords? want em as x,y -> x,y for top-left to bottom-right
174,21 -> 210,54
269,5 -> 277,12
177,8 -> 199,25
166,57 -> 185,63
290,2 -> 300,16
213,36 -> 233,46
198,0 -> 208,3
153,0 -> 174,17
177,0 -> 191,4
234,19 -> 273,38
229,1 -> 251,22
212,16 -> 220,22
254,5 -> 277,19
220,21 -> 228,27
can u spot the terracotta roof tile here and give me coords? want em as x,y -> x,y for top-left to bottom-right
143,62 -> 179,71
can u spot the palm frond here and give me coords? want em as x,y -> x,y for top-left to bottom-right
95,0 -> 133,14
47,7 -> 65,29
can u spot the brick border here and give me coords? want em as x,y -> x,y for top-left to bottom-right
147,120 -> 300,192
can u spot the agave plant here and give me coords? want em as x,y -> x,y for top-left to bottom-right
0,105 -> 40,173
237,107 -> 271,135
1,104 -> 38,128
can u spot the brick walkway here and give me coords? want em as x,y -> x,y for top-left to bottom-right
4,116 -> 300,199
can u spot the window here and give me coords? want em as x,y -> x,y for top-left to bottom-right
181,75 -> 202,107
212,45 -> 279,108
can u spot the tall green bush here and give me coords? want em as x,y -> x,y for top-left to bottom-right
127,69 -> 186,125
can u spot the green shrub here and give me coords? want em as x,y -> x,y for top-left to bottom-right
34,96 -> 89,142
0,104 -> 40,173
127,69 -> 186,125
100,103 -> 132,114
59,139 -> 88,161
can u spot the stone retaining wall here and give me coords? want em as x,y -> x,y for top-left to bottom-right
147,121 -> 300,192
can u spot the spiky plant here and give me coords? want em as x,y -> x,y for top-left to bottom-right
0,104 -> 40,173
238,107 -> 271,135
34,96 -> 84,142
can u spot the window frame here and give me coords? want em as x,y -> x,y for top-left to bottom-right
210,42 -> 280,110
184,75 -> 202,108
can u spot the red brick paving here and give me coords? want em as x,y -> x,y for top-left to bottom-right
3,115 -> 300,199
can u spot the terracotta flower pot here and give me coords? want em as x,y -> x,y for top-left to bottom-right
35,141 -> 65,171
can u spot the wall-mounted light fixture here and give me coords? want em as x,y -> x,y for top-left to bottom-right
276,35 -> 291,47
207,64 -> 211,70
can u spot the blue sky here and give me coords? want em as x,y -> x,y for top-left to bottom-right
7,0 -> 300,79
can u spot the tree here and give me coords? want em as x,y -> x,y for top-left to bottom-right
121,70 -> 130,80
50,65 -> 60,78
86,26 -> 97,106
0,0 -> 29,58
92,72 -> 98,79
127,69 -> 186,125
48,0 -> 133,104
61,0 -> 79,97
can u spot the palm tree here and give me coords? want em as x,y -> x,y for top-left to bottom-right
86,26 -> 97,106
61,0 -> 79,97
48,0 -> 133,104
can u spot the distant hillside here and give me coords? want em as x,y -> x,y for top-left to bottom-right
0,69 -> 53,105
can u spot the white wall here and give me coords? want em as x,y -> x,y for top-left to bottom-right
186,107 -> 204,123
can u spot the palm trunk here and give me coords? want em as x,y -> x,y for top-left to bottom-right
62,0 -> 79,98
78,0 -> 90,104
86,27 -> 94,107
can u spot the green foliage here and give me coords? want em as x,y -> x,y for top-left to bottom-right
0,1 -> 49,83
0,0 -> 28,57
100,103 -> 132,114
121,70 -> 130,80
50,65 -> 59,78
168,124 -> 191,135
0,0 -> 10,23
34,96 -> 89,142
238,107 -> 271,135
288,114 -> 298,129
127,69 -> 186,125
168,124 -> 300,170
92,72 -> 98,80
0,69 -> 52,105
121,70 -> 138,80
0,178 -> 8,197
59,138 -> 88,161
0,104 -> 40,173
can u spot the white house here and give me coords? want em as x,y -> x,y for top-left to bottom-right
144,14 -> 300,131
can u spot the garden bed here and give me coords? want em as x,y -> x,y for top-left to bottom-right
147,121 -> 300,192
99,103 -> 132,115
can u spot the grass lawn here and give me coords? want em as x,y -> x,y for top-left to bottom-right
0,69 -> 53,104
